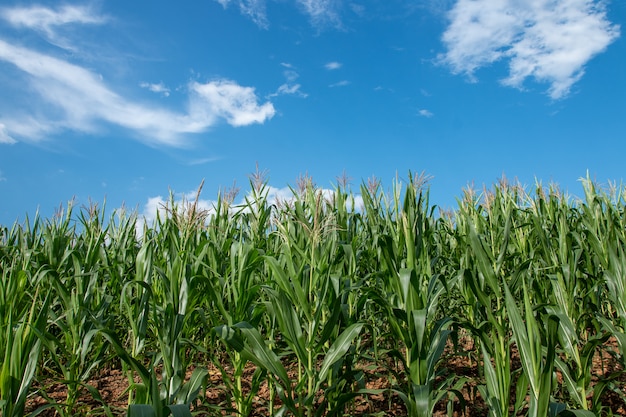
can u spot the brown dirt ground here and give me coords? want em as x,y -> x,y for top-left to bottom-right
24,337 -> 625,416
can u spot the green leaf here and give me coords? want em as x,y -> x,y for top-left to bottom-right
234,322 -> 291,389
556,410 -> 596,417
166,404 -> 192,417
128,404 -> 157,417
318,323 -> 363,383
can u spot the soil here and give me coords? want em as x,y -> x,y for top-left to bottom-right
24,337 -> 625,417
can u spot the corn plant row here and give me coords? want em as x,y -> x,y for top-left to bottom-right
0,173 -> 625,416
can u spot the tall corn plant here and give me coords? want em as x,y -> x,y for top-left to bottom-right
219,181 -> 364,417
364,173 -> 454,417
120,240 -> 154,406
102,193 -> 209,417
37,204 -> 114,415
266,182 -> 363,416
0,244 -> 51,417
504,277 -> 560,417
579,178 -> 626,387
207,188 -> 268,417
528,186 -> 609,413
146,193 -> 209,408
453,183 -> 523,417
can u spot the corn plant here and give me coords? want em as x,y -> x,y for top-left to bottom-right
505,277 -> 560,417
100,326 -> 207,417
0,266 -> 50,417
454,184 -> 520,417
102,194 -> 210,416
208,238 -> 267,417
363,173 -> 457,417
578,178 -> 626,412
147,202 -> 209,408
259,183 -> 364,416
38,206 -> 114,415
120,241 -> 154,405
527,187 -> 609,413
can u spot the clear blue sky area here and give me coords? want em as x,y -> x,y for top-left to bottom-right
0,0 -> 624,224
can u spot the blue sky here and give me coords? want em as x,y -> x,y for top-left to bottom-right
0,0 -> 624,225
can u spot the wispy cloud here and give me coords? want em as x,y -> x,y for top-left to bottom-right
329,80 -> 350,87
269,65 -> 308,98
439,0 -> 620,99
418,109 -> 434,118
325,61 -> 342,70
0,123 -> 16,144
0,170 -> 6,182
273,83 -> 307,97
188,156 -> 221,166
140,82 -> 171,97
1,4 -> 107,51
214,0 -> 341,29
0,5 -> 275,146
214,0 -> 269,28
296,0 -> 341,28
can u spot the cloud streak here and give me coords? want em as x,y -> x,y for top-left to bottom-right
329,80 -> 350,87
296,0 -> 341,28
0,123 -> 16,144
1,4 -> 107,51
439,0 -> 620,99
215,0 -> 269,29
214,0 -> 341,29
140,82 -> 171,97
269,66 -> 308,98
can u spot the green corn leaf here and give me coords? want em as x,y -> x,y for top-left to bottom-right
318,323 -> 363,383
128,404 -> 157,417
166,404 -> 193,417
175,367 -> 208,405
233,322 -> 291,389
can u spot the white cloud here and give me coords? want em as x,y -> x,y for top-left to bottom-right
0,170 -> 6,182
1,4 -> 105,31
277,84 -> 302,95
190,80 -> 275,127
325,61 -> 342,70
0,123 -> 16,144
214,0 -> 269,28
329,80 -> 350,87
0,39 -> 274,145
418,109 -> 434,118
215,0 -> 341,29
268,67 -> 308,98
284,69 -> 300,82
350,4 -> 366,17
296,0 -> 341,28
1,4 -> 106,51
140,82 -> 171,97
271,83 -> 308,97
440,0 -> 620,99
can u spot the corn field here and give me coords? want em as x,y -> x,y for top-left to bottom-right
1,172 -> 625,417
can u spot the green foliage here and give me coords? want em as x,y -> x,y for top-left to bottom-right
1,172 -> 625,416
